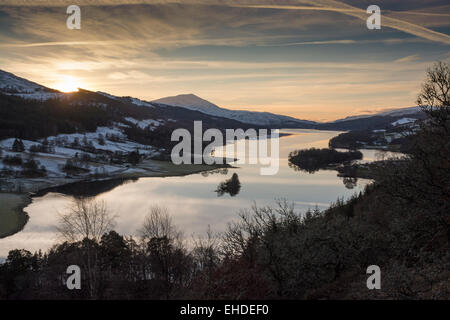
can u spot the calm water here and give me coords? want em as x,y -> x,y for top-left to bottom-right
0,129 -> 398,257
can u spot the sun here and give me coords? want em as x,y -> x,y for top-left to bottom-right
53,75 -> 81,93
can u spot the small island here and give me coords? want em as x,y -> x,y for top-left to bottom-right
288,148 -> 363,173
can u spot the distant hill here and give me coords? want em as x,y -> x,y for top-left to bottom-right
0,69 -> 63,101
0,69 -> 267,150
0,70 -> 48,93
317,106 -> 425,131
153,94 -> 316,128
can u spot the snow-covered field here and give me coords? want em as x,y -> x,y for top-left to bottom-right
124,117 -> 163,130
0,124 -> 161,190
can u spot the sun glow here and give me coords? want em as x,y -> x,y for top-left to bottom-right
53,75 -> 81,93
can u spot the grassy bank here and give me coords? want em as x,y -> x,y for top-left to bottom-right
0,193 -> 31,239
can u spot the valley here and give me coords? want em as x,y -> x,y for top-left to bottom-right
0,69 -> 424,245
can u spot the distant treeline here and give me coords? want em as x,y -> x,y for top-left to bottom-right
288,148 -> 362,173
0,93 -> 112,140
329,129 -> 413,153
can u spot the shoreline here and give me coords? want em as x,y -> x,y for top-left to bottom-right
0,159 -> 232,240
0,193 -> 32,239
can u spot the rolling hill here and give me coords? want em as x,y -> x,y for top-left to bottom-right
153,94 -> 317,128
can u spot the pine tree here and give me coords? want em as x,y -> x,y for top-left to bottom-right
12,139 -> 25,152
98,134 -> 105,146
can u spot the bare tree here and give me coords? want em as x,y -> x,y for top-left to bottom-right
417,61 -> 450,109
192,226 -> 220,271
56,198 -> 116,298
377,61 -> 450,245
57,198 -> 116,242
137,206 -> 189,298
139,205 -> 182,244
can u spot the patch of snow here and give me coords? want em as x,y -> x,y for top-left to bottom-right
0,138 -> 38,151
0,70 -> 47,93
128,97 -> 154,108
10,92 -> 65,101
0,70 -> 66,101
391,118 -> 416,126
124,117 -> 162,129
114,122 -> 130,128
97,91 -> 120,101
97,92 -> 154,108
43,126 -> 158,156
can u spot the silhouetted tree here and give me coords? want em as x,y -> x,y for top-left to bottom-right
215,173 -> 241,197
98,134 -> 105,146
57,199 -> 116,298
12,138 -> 25,152
127,150 -> 141,166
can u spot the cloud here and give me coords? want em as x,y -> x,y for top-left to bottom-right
227,0 -> 450,45
394,54 -> 421,63
0,0 -> 448,121
1,0 -> 449,44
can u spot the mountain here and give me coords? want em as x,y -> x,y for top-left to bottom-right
0,70 -> 265,147
0,70 -> 47,93
152,94 -> 316,128
0,70 -> 63,101
332,106 -> 422,123
0,69 -> 425,133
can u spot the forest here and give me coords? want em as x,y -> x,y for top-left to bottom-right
288,148 -> 363,173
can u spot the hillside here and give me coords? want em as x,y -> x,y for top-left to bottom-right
153,93 -> 317,128
0,71 -> 254,192
317,106 -> 425,131
1,69 -> 426,133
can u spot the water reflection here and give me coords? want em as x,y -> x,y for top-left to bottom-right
215,173 -> 241,197
0,129 -> 374,257
288,161 -> 320,174
36,177 -> 138,198
342,177 -> 358,189
200,168 -> 229,177
290,161 -> 361,189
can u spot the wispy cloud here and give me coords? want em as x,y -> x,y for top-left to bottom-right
0,0 -> 448,120
1,0 -> 449,44
229,0 -> 450,45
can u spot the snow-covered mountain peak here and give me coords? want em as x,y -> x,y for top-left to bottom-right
0,69 -> 50,94
153,93 -> 220,110
153,93 -> 315,127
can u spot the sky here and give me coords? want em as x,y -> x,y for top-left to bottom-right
0,0 -> 449,121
